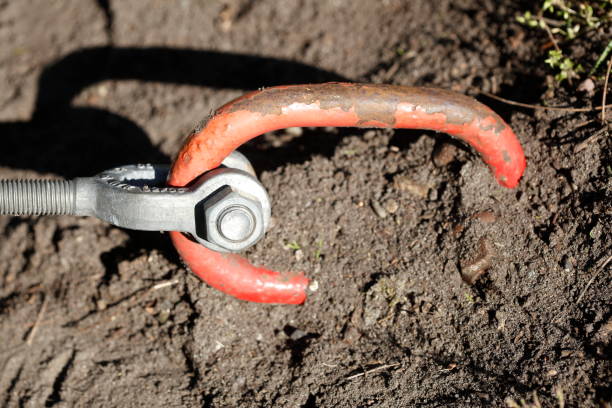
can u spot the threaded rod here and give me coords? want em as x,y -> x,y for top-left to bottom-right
0,179 -> 76,216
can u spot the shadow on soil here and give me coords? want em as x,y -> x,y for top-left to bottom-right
0,46 -> 348,261
0,46 -> 348,178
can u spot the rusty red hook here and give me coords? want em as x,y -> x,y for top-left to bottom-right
168,83 -> 526,304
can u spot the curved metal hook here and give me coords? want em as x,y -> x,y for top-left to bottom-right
169,83 -> 527,304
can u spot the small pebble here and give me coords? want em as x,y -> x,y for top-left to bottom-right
384,199 -> 399,214
472,210 -> 497,223
157,309 -> 170,324
427,188 -> 438,201
285,127 -> 303,137
393,175 -> 429,198
432,142 -> 458,167
371,200 -> 388,218
295,249 -> 304,261
363,130 -> 377,141
561,183 -> 572,198
287,327 -> 308,341
96,299 -> 107,311
460,237 -> 496,285
577,78 -> 595,97
308,280 -> 319,292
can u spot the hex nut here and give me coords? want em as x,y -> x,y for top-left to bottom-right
199,186 -> 265,252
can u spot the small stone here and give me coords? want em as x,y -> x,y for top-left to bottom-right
295,249 -> 304,261
363,130 -> 377,141
285,127 -> 303,137
384,199 -> 399,214
308,280 -> 319,292
577,78 -> 595,96
472,210 -> 497,223
371,200 -> 388,218
562,183 -> 572,197
460,237 -> 496,285
547,369 -> 558,377
288,328 -> 308,341
432,142 -> 458,167
96,299 -> 107,311
427,188 -> 438,201
393,175 -> 429,198
157,309 -> 170,324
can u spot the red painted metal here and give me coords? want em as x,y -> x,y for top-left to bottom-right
168,83 -> 526,304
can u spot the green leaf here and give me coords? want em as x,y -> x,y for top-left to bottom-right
545,50 -> 563,68
285,241 -> 301,250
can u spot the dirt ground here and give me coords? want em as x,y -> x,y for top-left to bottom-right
0,0 -> 610,406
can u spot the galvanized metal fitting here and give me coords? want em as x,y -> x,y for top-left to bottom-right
198,186 -> 264,252
190,165 -> 270,252
0,151 -> 270,253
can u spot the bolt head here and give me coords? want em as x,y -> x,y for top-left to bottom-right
198,186 -> 264,252
217,205 -> 255,242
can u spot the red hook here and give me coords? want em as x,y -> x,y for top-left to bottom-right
168,83 -> 526,304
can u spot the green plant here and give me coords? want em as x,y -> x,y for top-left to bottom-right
285,240 -> 301,250
516,0 -> 612,82
545,49 -> 584,82
589,38 -> 612,75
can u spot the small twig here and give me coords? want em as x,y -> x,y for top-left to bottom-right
601,54 -> 612,123
67,278 -> 182,331
345,363 -> 400,380
574,126 -> 609,153
152,279 -> 180,291
26,294 -> 48,346
571,119 -> 595,129
576,255 -> 612,305
537,10 -> 561,53
540,16 -> 564,28
481,92 -> 612,112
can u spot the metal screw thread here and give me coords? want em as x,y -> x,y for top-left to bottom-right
0,179 -> 76,216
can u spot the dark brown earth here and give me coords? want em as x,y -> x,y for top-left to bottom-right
0,0 -> 610,406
